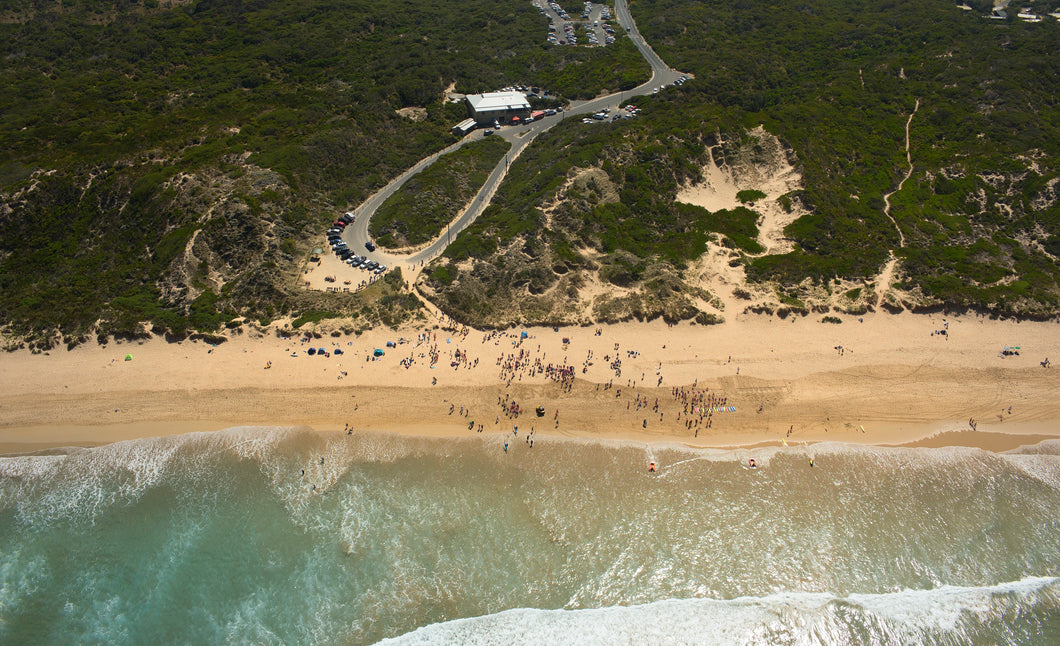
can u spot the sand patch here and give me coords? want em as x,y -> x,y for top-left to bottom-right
396,107 -> 428,122
676,126 -> 806,256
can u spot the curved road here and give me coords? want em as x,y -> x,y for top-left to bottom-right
340,0 -> 690,276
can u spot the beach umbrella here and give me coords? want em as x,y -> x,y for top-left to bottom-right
308,348 -> 317,356
373,348 -> 384,357
124,354 -> 133,361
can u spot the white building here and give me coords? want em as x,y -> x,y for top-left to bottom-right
452,118 -> 477,136
465,91 -> 532,126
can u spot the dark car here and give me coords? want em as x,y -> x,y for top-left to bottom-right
365,241 -> 376,251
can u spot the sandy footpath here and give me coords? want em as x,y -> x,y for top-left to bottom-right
2,310 -> 1059,454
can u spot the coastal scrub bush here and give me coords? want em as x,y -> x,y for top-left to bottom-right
292,310 -> 341,328
736,189 -> 767,204
371,137 -> 511,247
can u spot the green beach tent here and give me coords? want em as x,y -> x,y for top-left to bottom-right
124,354 -> 133,361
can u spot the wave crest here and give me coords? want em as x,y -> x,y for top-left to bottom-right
378,578 -> 1060,646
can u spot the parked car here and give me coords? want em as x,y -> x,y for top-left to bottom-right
365,241 -> 376,251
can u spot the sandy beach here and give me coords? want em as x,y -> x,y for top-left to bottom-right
2,310 -> 1059,454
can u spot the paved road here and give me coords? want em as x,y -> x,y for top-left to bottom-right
339,0 -> 691,276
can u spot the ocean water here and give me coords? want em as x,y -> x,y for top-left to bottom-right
1,427 -> 1058,645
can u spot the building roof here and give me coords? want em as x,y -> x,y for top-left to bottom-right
466,91 -> 531,113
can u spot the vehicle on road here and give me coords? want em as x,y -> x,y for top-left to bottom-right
365,241 -> 376,251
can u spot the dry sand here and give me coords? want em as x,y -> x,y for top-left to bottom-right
2,309 -> 1059,455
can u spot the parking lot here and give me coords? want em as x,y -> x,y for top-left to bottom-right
301,213 -> 392,293
534,0 -> 616,47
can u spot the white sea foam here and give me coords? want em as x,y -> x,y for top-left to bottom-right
377,577 -> 1060,646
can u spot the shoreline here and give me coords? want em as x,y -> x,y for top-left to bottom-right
1,422 -> 1056,457
3,311 -> 1060,456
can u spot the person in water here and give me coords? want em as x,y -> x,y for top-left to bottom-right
748,458 -> 757,468
648,462 -> 656,472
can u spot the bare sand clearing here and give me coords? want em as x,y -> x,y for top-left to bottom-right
675,126 -> 805,257
2,309 -> 1059,454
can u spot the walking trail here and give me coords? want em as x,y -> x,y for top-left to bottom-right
877,98 -> 920,309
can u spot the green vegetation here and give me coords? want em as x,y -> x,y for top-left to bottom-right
427,0 -> 1060,324
638,0 -> 1060,313
424,104 -> 744,324
4,0 -> 1058,338
371,137 -> 511,247
0,0 -> 647,343
736,189 -> 767,204
291,310 -> 341,328
703,207 -> 765,254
